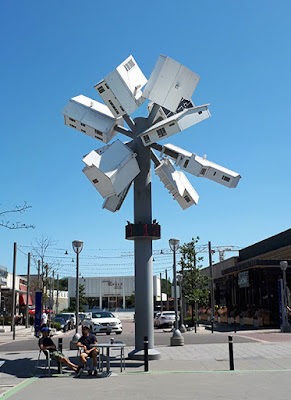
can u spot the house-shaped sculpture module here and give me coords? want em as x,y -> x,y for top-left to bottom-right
95,55 -> 148,118
147,98 -> 195,123
102,183 -> 132,213
63,53 -> 241,214
62,95 -> 123,144
142,55 -> 200,112
140,104 -> 210,146
160,144 -> 241,188
82,140 -> 140,199
155,158 -> 199,210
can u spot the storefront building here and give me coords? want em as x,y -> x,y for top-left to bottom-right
202,229 -> 291,326
68,275 -> 160,310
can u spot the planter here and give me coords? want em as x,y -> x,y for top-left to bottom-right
240,317 -> 244,326
234,316 -> 240,324
253,318 -> 259,328
220,314 -> 228,323
200,314 -> 208,321
263,315 -> 270,325
228,317 -> 231,324
218,316 -> 221,323
244,317 -> 254,325
214,314 -> 218,322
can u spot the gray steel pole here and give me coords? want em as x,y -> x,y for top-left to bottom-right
41,259 -> 44,290
280,261 -> 289,329
179,276 -> 184,326
208,241 -> 215,319
173,248 -> 178,330
37,260 -> 40,289
25,252 -> 30,328
132,117 -> 154,354
11,242 -> 17,339
52,270 -> 55,315
160,272 -> 163,312
56,274 -> 59,315
283,268 -> 288,327
75,252 -> 80,334
165,269 -> 169,311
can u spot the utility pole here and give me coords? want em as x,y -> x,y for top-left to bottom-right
56,274 -> 59,315
11,243 -> 17,339
165,269 -> 169,311
160,272 -> 163,312
25,252 -> 31,328
52,270 -> 55,315
37,260 -> 40,289
208,241 -> 215,320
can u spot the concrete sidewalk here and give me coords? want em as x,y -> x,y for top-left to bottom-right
5,370 -> 291,400
1,338 -> 291,399
1,327 -> 291,399
0,325 -> 62,345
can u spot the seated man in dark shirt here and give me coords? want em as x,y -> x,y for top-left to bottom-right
38,327 -> 78,372
76,326 -> 98,376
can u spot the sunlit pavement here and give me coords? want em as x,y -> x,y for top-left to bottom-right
1,322 -> 291,399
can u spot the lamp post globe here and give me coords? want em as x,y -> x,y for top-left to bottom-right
169,238 -> 184,346
169,238 -> 180,252
70,240 -> 84,348
72,240 -> 84,254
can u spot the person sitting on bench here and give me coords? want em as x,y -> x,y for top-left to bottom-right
76,326 -> 98,376
39,327 -> 78,372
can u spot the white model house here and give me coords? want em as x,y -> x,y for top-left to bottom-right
143,55 -> 200,112
95,55 -> 147,117
160,143 -> 241,188
62,95 -> 122,144
82,140 -> 140,198
155,158 -> 199,210
102,183 -> 132,212
140,104 -> 210,146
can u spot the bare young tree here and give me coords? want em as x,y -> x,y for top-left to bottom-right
31,235 -> 57,276
31,235 -> 57,307
0,202 -> 35,230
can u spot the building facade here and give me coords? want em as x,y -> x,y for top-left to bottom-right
201,229 -> 291,326
68,275 -> 161,310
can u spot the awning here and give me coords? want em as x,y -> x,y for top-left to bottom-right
19,294 -> 33,306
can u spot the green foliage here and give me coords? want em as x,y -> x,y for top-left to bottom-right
50,322 -> 62,331
161,278 -> 171,297
178,237 -> 209,324
178,236 -> 204,272
126,292 -> 135,308
184,316 -> 198,326
69,283 -> 88,312
182,270 -> 209,305
54,277 -> 68,291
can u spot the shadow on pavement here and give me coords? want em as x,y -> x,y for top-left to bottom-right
0,355 -> 80,378
0,357 -> 38,378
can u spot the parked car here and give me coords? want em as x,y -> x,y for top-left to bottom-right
52,316 -> 69,332
81,311 -> 122,335
78,312 -> 89,322
154,311 -> 176,328
56,313 -> 76,329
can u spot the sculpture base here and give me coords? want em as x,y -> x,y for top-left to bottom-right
170,329 -> 184,346
128,348 -> 161,360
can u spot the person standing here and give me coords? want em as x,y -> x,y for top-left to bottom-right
41,310 -> 48,328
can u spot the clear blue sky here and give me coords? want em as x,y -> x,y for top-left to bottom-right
1,1 -> 290,279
